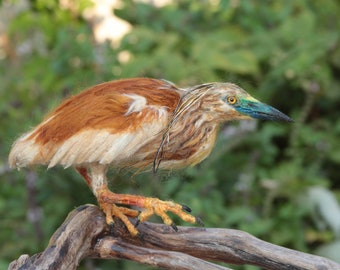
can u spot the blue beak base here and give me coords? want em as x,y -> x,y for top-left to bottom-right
236,101 -> 293,122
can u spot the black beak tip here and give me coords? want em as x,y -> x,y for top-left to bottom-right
281,114 -> 294,123
270,106 -> 293,123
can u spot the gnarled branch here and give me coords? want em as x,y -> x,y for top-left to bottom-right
8,205 -> 340,270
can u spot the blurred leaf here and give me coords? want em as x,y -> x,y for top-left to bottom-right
305,186 -> 340,237
315,240 -> 340,263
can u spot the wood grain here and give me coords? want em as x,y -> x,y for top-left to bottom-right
8,205 -> 340,270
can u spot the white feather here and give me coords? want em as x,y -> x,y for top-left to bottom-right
124,94 -> 147,115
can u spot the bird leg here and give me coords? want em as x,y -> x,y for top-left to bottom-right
76,166 -> 140,235
76,166 -> 198,236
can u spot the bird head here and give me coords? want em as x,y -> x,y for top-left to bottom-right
188,82 -> 293,122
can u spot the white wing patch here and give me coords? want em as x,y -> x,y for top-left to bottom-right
124,94 -> 169,119
124,94 -> 148,115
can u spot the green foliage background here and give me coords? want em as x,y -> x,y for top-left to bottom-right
1,0 -> 340,269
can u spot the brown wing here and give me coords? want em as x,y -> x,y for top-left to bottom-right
9,78 -> 181,169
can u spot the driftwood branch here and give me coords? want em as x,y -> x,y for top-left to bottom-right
8,204 -> 340,270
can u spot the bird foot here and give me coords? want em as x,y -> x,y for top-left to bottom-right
136,197 -> 197,228
97,188 -> 199,236
100,202 -> 140,236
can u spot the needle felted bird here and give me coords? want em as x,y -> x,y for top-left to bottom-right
9,78 -> 292,236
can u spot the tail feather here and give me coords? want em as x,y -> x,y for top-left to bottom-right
8,133 -> 41,168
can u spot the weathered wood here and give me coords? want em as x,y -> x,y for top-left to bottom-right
8,204 -> 340,270
9,205 -> 106,270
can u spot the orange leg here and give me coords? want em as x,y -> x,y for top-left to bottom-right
76,167 -> 198,236
76,167 -> 92,187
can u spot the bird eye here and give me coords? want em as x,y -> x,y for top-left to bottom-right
227,96 -> 237,105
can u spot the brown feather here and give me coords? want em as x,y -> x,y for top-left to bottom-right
30,78 -> 180,144
9,79 -> 246,171
9,78 -> 181,169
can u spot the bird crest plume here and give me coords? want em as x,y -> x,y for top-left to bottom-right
153,83 -> 215,172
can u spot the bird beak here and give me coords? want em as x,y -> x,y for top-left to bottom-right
236,98 -> 293,122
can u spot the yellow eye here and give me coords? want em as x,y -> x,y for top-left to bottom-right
227,96 -> 237,105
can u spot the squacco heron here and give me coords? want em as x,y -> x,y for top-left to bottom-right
9,78 -> 292,236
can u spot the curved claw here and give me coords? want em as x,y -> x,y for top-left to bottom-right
195,216 -> 204,227
181,204 -> 192,213
134,219 -> 140,228
109,222 -> 115,234
171,222 -> 178,232
137,232 -> 145,243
